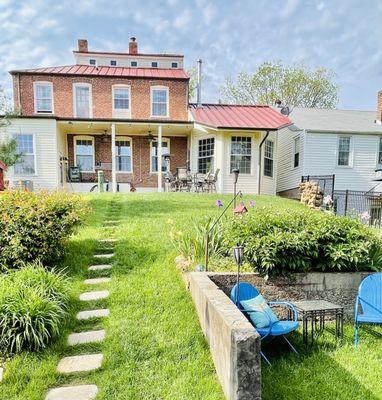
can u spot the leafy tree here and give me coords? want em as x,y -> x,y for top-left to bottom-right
221,61 -> 338,108
187,67 -> 198,102
0,86 -> 22,166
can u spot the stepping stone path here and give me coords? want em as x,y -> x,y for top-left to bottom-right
80,290 -> 109,301
48,216 -> 119,399
68,330 -> 105,346
57,354 -> 103,373
84,277 -> 111,285
0,367 -> 3,382
89,264 -> 112,271
46,385 -> 98,400
94,253 -> 114,259
76,309 -> 109,320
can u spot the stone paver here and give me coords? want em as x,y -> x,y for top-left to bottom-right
94,253 -> 114,259
103,220 -> 119,224
98,239 -> 116,243
76,309 -> 109,320
45,384 -> 98,400
88,264 -> 112,271
0,367 -> 3,382
84,277 -> 111,285
57,354 -> 103,373
80,290 -> 109,301
67,330 -> 105,346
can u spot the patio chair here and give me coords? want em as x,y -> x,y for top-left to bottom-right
354,272 -> 382,346
205,168 -> 220,193
231,282 -> 299,366
176,167 -> 192,192
193,173 -> 205,193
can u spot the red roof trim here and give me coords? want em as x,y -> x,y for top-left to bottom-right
9,65 -> 189,80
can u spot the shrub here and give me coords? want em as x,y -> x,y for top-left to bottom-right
0,190 -> 88,270
0,262 -> 70,354
221,207 -> 382,277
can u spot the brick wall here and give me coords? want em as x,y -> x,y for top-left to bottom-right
67,134 -> 188,188
13,74 -> 189,121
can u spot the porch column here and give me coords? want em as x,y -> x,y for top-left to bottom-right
157,125 -> 163,192
111,123 -> 117,193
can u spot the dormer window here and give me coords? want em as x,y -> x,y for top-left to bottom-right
151,61 -> 158,68
89,59 -> 96,65
171,62 -> 178,68
33,82 -> 53,114
110,60 -> 117,66
131,61 -> 137,67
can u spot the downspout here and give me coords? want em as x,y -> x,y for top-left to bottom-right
257,130 -> 270,195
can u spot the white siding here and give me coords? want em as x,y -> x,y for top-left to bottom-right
304,132 -> 381,191
190,127 -> 278,195
276,126 -> 304,193
1,118 -> 59,190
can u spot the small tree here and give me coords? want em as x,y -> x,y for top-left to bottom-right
187,67 -> 198,102
0,86 -> 22,167
221,61 -> 338,108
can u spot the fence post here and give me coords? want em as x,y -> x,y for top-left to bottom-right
344,189 -> 349,215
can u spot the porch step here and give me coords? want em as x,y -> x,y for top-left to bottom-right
67,330 -> 105,346
76,309 -> 109,320
57,354 -> 103,374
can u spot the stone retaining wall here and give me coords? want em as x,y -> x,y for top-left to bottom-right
209,271 -> 372,319
186,273 -> 261,400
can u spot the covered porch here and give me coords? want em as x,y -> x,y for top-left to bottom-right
57,120 -> 193,192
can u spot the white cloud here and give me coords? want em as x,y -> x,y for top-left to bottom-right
174,8 -> 191,29
279,0 -> 300,20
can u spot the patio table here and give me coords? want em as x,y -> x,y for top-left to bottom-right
290,300 -> 344,346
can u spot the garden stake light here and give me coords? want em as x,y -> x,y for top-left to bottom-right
232,168 -> 240,208
233,243 -> 244,306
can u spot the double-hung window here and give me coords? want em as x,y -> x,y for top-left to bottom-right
74,84 -> 91,118
151,140 -> 169,172
112,86 -> 130,117
230,136 -> 251,174
34,82 -> 53,113
293,136 -> 300,168
115,138 -> 132,172
13,134 -> 35,175
198,137 -> 215,174
75,137 -> 94,171
378,137 -> 382,165
264,140 -> 274,177
338,136 -> 351,166
151,87 -> 168,117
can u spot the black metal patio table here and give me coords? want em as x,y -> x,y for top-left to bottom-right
291,300 -> 344,346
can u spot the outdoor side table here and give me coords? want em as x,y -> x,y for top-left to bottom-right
291,300 -> 344,346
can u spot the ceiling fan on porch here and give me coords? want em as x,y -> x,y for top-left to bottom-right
100,130 -> 109,143
146,130 -> 157,143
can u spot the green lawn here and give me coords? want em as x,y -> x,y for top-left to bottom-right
1,193 -> 382,400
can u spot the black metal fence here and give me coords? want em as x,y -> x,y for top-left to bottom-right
301,175 -> 382,227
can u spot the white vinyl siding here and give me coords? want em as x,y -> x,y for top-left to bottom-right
1,118 -> 58,189
73,84 -> 92,118
34,82 -> 53,114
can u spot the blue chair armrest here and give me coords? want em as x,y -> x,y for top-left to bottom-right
268,301 -> 298,322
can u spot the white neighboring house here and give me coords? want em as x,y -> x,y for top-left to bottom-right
277,107 -> 382,198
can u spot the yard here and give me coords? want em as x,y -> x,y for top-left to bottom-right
1,193 -> 382,400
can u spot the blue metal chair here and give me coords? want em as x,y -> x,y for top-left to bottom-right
231,282 -> 299,366
354,272 -> 382,346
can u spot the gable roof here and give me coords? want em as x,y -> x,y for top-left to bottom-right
189,104 -> 292,130
287,107 -> 382,133
9,65 -> 189,80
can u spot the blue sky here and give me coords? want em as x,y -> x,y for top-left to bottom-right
1,0 -> 382,110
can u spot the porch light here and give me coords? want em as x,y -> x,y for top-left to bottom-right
147,131 -> 156,143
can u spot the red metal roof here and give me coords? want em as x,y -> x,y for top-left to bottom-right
10,65 -> 189,79
189,104 -> 292,130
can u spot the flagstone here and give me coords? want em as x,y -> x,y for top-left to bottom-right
98,239 -> 116,243
94,253 -> 114,259
88,264 -> 112,271
76,309 -> 109,320
80,290 -> 109,301
57,354 -> 103,374
67,330 -> 105,346
84,277 -> 111,285
45,385 -> 98,400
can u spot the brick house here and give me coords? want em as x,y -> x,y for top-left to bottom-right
2,38 -> 291,193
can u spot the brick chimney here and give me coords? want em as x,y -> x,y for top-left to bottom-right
78,39 -> 88,52
378,90 -> 382,122
129,37 -> 138,54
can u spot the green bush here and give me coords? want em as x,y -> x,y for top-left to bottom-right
222,207 -> 382,277
0,263 -> 70,354
0,190 -> 88,270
